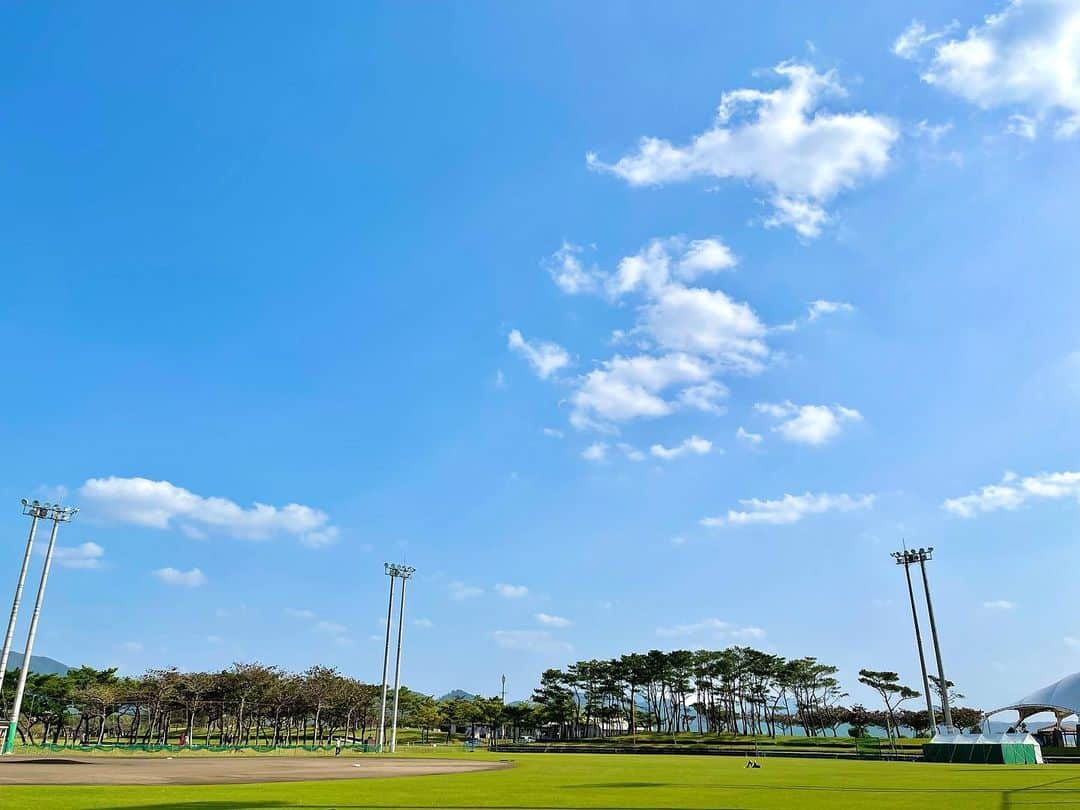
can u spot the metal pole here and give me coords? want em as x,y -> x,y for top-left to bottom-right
376,570 -> 396,752
389,574 -> 408,753
918,553 -> 954,732
0,512 -> 41,703
3,517 -> 60,754
901,558 -> 937,732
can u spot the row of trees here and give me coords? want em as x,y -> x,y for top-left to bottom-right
0,663 -> 500,747
0,649 -> 982,747
529,648 -> 982,740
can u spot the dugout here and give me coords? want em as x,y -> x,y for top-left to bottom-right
923,732 -> 1043,764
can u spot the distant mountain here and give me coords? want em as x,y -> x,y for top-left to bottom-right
4,652 -> 69,676
439,689 -> 479,701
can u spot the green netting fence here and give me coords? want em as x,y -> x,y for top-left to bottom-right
25,742 -> 378,753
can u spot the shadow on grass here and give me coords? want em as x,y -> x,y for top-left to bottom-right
97,805 -> 737,810
567,781 -> 671,788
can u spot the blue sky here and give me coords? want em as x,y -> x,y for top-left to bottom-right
2,0 -> 1079,709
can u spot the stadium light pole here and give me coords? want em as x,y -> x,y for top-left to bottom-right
376,564 -> 397,752
914,547 -> 954,732
388,563 -> 414,753
892,549 -> 937,733
3,501 -> 77,754
0,500 -> 48,709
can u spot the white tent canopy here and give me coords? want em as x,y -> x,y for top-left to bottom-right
987,672 -> 1080,722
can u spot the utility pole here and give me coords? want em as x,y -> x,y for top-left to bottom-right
376,565 -> 396,752
3,501 -> 77,754
892,548 -> 937,733
388,564 -> 414,753
915,547 -> 954,732
0,501 -> 47,707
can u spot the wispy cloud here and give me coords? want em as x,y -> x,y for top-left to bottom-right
153,567 -> 207,587
80,476 -> 337,547
587,63 -> 898,238
493,630 -> 571,653
495,583 -> 529,599
943,470 -> 1080,518
754,401 -> 862,446
449,581 -> 483,600
656,617 -> 765,641
535,612 -> 572,628
702,491 -> 874,527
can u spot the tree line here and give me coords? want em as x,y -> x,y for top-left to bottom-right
0,663 -> 502,747
0,647 -> 983,747
529,647 -> 983,740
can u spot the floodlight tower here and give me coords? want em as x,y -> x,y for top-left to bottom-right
0,501 -> 49,705
376,564 -> 397,752
892,548 -> 937,732
388,563 -> 414,753
913,547 -> 954,732
3,501 -> 77,754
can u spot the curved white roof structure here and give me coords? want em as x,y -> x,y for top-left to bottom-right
988,672 -> 1080,720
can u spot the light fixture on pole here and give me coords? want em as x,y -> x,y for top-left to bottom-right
387,563 -> 414,753
3,501 -> 77,754
892,548 -> 937,733
912,546 -> 954,733
0,501 -> 49,707
376,564 -> 397,753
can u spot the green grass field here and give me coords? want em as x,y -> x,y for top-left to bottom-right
3,751 -> 1080,809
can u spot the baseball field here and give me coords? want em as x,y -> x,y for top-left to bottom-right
2,750 -> 1079,809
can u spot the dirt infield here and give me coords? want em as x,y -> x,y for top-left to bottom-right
0,755 -> 510,785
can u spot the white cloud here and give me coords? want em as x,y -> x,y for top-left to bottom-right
701,491 -> 875,527
655,617 -> 766,640
668,536 -> 688,546
1006,113 -> 1038,139
914,119 -> 955,142
495,583 -> 529,598
537,236 -> 768,432
206,635 -> 222,644
153,567 -> 207,587
892,20 -> 959,59
449,581 -> 483,600
571,352 -> 714,429
677,380 -> 729,415
581,442 -> 609,463
587,62 -> 898,237
52,541 -> 105,570
943,470 -> 1080,518
982,600 -> 1016,610
642,286 -> 769,372
755,401 -> 862,446
736,426 -> 763,446
616,443 -> 646,462
316,620 -> 348,634
1066,636 -> 1080,648
299,526 -> 340,549
897,2 -> 1080,138
493,630 -> 571,653
542,427 -> 565,439
545,241 -> 601,295
507,329 -> 571,380
413,618 -> 434,628
807,300 -> 855,322
80,477 -> 336,545
650,435 -> 712,460
285,608 -> 316,620
535,612 -> 572,627
676,238 -> 738,280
